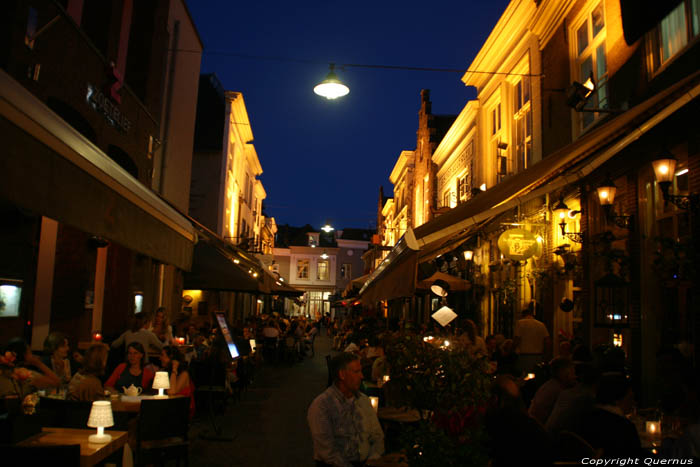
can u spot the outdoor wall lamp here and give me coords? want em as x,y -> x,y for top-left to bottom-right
652,155 -> 699,211
553,196 -> 583,243
313,64 -> 350,99
597,176 -> 633,229
463,249 -> 474,261
564,75 -> 618,114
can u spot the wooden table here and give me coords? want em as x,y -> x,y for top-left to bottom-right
377,406 -> 425,423
18,427 -> 127,467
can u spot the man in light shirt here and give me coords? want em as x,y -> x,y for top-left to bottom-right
308,352 -> 384,467
513,303 -> 550,374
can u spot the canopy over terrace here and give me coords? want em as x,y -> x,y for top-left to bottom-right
0,69 -> 194,270
359,70 -> 700,305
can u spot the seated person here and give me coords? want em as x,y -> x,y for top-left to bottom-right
41,332 -> 73,385
577,372 -> 643,458
160,346 -> 195,417
68,343 -> 109,401
1,338 -> 60,395
308,352 -> 384,466
528,357 -> 577,425
105,342 -> 154,393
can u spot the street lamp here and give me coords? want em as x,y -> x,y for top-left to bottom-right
313,64 -> 349,100
553,195 -> 583,243
652,154 -> 698,211
321,224 -> 334,233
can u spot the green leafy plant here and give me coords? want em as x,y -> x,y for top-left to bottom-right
384,333 -> 491,466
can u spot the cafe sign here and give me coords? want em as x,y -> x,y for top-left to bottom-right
497,228 -> 540,261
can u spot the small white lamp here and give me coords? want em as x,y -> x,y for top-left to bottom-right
153,371 -> 170,398
87,400 -> 114,443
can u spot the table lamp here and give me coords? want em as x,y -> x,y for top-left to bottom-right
87,400 -> 114,443
153,371 -> 170,398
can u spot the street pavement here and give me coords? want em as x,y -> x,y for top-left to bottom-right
189,332 -> 333,466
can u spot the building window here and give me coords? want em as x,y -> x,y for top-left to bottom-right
297,259 -> 309,279
649,1 -> 700,72
513,76 -> 532,173
317,260 -> 329,280
572,2 -> 608,129
458,174 -> 469,203
491,103 -> 501,136
340,263 -> 352,279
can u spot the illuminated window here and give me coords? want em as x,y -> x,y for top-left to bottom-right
513,75 -> 532,173
458,174 -> 469,202
571,2 -> 608,129
649,1 -> 700,71
317,260 -> 329,280
297,259 -> 309,279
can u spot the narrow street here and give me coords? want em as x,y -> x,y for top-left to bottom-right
189,334 -> 333,466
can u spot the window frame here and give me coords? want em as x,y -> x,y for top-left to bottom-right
647,0 -> 700,75
569,1 -> 609,132
297,259 -> 309,280
317,260 -> 329,281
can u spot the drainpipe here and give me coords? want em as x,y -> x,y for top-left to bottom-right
158,20 -> 180,194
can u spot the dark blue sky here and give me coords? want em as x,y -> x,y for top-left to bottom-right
186,0 -> 510,231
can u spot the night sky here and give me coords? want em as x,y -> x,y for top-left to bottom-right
186,0 -> 510,231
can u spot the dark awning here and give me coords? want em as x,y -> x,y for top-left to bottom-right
261,270 -> 304,297
183,240 -> 260,292
0,70 -> 194,270
360,249 -> 417,305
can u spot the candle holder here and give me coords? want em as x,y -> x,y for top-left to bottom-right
369,396 -> 379,412
92,331 -> 103,342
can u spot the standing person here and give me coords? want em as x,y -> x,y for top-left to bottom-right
149,307 -> 174,345
41,332 -> 72,385
111,312 -> 163,363
105,342 -> 154,393
513,303 -> 550,374
307,352 -> 384,467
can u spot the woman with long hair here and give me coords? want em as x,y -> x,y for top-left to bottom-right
149,307 -> 174,345
68,343 -> 109,401
105,342 -> 154,393
159,345 -> 195,417
42,332 -> 72,385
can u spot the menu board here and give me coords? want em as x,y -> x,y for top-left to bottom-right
215,312 -> 240,359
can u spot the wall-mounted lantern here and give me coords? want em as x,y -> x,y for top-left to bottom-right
597,176 -> 633,229
553,196 -> 583,243
652,154 -> 698,211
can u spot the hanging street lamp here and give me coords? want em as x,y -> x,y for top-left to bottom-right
313,64 -> 349,100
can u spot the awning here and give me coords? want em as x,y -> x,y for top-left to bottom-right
360,248 -> 417,305
261,270 -> 304,297
0,69 -> 194,270
416,271 -> 471,293
183,240 -> 260,292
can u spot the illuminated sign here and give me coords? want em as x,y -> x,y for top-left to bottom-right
86,83 -> 132,133
497,228 -> 540,261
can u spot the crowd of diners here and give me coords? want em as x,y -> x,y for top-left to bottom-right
319,309 -> 700,465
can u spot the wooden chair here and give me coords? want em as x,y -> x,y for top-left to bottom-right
3,444 -> 80,467
134,397 -> 190,466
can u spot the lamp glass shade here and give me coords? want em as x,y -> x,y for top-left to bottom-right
87,401 -> 114,428
553,198 -> 569,220
463,250 -> 474,261
430,279 -> 450,297
153,371 -> 170,390
652,157 -> 677,183
597,178 -> 617,206
314,71 -> 349,99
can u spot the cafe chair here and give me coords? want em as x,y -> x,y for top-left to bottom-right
134,396 -> 190,467
3,444 -> 81,467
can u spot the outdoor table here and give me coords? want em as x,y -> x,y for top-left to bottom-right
17,426 -> 127,467
377,406 -> 425,423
